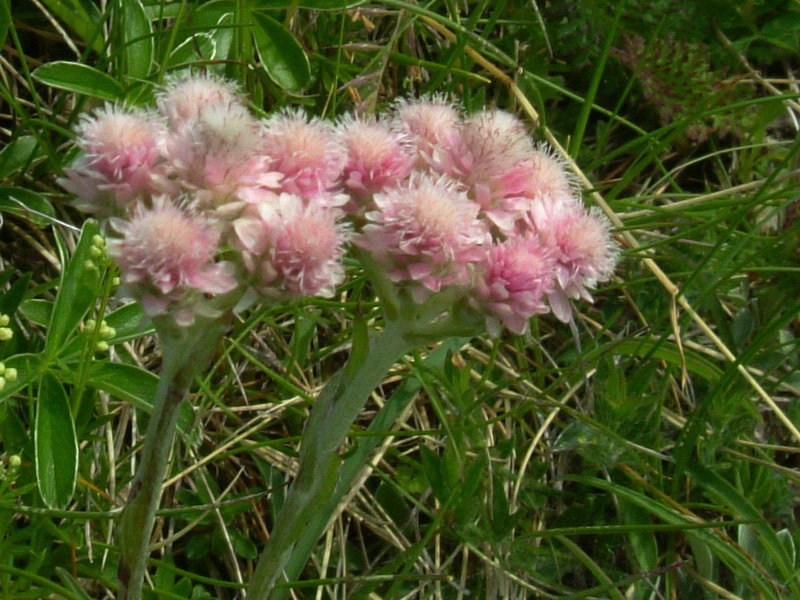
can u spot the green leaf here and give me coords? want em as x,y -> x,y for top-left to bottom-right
37,0 -> 102,53
123,0 -> 154,80
55,567 -> 92,600
687,462 -> 797,587
249,0 -> 365,9
20,298 -> 52,327
0,187 -> 56,227
231,530 -> 258,559
343,308 -> 368,381
46,219 -> 100,357
419,445 -> 448,503
611,338 -> 722,381
0,0 -> 10,51
87,362 -> 159,412
60,302 -> 154,358
0,271 -> 32,317
250,11 -> 310,92
35,374 -> 78,509
288,308 -> 318,370
0,353 -> 42,402
568,474 -> 779,600
186,535 -> 210,560
0,136 -> 42,179
620,499 -> 658,579
732,306 -> 754,352
32,62 -> 125,101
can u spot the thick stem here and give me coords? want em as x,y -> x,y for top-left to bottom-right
116,357 -> 191,600
246,320 -> 414,600
116,313 -> 232,600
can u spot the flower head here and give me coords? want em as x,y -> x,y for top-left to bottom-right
166,102 -> 281,213
109,196 -> 236,324
234,194 -> 348,298
392,95 -> 462,168
521,143 -> 577,200
59,105 -> 167,214
358,174 -> 489,301
157,71 -> 241,128
261,108 -> 347,202
428,109 -> 538,231
475,236 -> 555,336
338,116 -> 414,200
528,195 -> 619,321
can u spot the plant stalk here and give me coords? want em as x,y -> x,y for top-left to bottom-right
116,353 -> 191,600
246,319 -> 414,599
116,314 -> 232,600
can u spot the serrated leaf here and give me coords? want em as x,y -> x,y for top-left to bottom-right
0,187 -> 56,227
0,136 -> 42,179
35,374 -> 78,509
32,62 -> 125,101
46,219 -> 100,357
251,11 -> 310,92
123,0 -> 154,80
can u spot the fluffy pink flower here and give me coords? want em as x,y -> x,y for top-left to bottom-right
528,195 -> 619,322
157,71 -> 241,128
59,105 -> 167,214
392,96 -> 462,168
431,109 -> 538,231
358,174 -> 489,302
261,109 -> 347,202
522,144 -> 577,200
338,116 -> 414,199
233,194 -> 348,298
109,196 -> 237,324
166,102 -> 281,213
476,236 -> 555,336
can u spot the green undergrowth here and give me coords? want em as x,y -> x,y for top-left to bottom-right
1,0 -> 799,598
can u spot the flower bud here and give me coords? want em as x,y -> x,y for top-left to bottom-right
4,368 -> 17,382
0,328 -> 13,341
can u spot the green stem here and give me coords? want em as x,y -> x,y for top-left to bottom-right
116,312 -> 233,600
270,337 -> 470,600
246,319 -> 415,599
116,353 -> 191,600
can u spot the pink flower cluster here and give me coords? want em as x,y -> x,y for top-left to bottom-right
368,97 -> 619,333
60,72 -> 348,323
60,72 -> 618,334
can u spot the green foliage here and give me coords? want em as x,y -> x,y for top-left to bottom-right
1,0 -> 799,598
